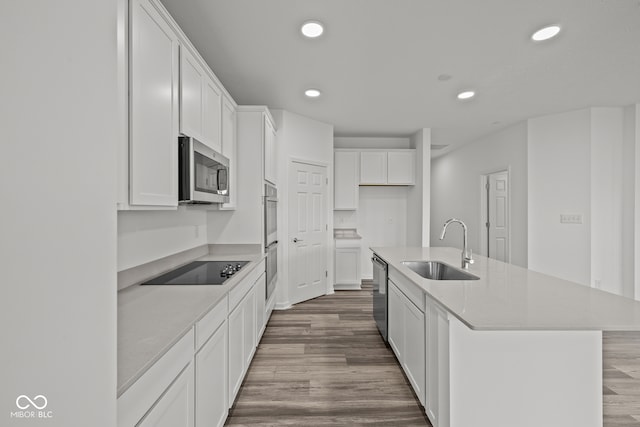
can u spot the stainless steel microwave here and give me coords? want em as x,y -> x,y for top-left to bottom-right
178,135 -> 229,204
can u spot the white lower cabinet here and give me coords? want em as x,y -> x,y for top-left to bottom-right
425,296 -> 450,427
138,362 -> 194,427
334,245 -> 361,289
255,272 -> 267,342
388,278 -> 425,405
119,260 -> 266,427
195,320 -> 228,427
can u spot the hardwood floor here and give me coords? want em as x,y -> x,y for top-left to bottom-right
604,331 -> 640,426
226,284 -> 640,426
226,283 -> 431,426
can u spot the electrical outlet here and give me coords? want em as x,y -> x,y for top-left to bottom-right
560,214 -> 583,224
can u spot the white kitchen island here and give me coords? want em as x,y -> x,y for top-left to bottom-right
372,246 -> 640,427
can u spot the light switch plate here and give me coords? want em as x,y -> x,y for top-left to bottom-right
560,214 -> 583,224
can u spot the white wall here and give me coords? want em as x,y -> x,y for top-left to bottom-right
528,109 -> 591,285
272,110 -> 334,306
334,136 -> 410,149
622,104 -> 636,299
0,1 -> 117,425
431,122 -> 528,267
359,187 -> 409,279
118,209 -> 208,271
590,108 -> 624,294
407,128 -> 431,246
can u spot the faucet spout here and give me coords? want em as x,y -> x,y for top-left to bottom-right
439,218 -> 474,269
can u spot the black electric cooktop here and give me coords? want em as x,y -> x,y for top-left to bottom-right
143,261 -> 249,285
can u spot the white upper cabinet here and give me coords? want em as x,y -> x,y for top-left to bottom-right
202,77 -> 222,152
129,0 -> 179,207
264,116 -> 277,185
179,49 -> 203,140
180,47 -> 222,152
387,151 -> 415,185
220,95 -> 237,209
360,151 -> 387,185
334,150 -> 359,209
359,150 -> 415,186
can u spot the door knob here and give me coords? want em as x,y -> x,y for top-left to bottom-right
293,238 -> 304,243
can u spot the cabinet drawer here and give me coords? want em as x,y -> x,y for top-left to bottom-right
118,328 -> 194,427
195,296 -> 227,351
229,259 -> 265,311
389,269 -> 425,312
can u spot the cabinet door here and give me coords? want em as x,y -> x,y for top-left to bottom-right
404,297 -> 425,405
180,48 -> 203,140
138,362 -> 194,427
202,77 -> 222,152
244,287 -> 256,366
255,272 -> 267,343
221,96 -> 236,209
387,281 -> 403,360
387,151 -> 415,185
129,0 -> 179,206
360,151 -> 387,185
335,247 -> 361,285
195,322 -> 228,427
334,151 -> 359,210
228,303 -> 244,404
264,117 -> 277,185
426,302 -> 439,425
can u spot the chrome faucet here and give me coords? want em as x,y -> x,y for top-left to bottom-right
440,218 -> 474,269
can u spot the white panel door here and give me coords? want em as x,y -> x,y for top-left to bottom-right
129,0 -> 179,206
489,171 -> 509,262
360,151 -> 387,184
289,161 -> 327,304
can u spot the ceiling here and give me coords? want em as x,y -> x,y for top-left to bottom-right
159,0 -> 640,155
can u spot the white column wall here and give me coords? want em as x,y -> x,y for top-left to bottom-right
590,108 -> 624,294
0,1 -> 118,425
407,129 -> 432,247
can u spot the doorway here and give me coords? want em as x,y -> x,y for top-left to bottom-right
288,160 -> 328,305
480,170 -> 510,262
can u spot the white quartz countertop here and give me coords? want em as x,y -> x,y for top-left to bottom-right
372,246 -> 640,331
117,252 -> 265,397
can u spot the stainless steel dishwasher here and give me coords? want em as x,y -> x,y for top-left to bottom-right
372,255 -> 388,342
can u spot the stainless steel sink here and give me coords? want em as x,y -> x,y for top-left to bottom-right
401,261 -> 480,281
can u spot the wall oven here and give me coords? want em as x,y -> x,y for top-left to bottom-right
264,183 -> 278,301
178,135 -> 230,204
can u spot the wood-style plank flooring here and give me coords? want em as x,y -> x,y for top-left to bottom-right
226,283 -> 431,426
226,284 -> 640,426
604,331 -> 640,426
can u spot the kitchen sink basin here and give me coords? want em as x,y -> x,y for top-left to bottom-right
401,261 -> 480,281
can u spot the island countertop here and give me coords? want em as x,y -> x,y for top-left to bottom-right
372,246 -> 640,331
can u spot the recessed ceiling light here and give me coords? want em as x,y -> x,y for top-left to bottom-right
531,25 -> 561,42
457,90 -> 475,100
437,74 -> 452,82
301,21 -> 324,38
305,88 -> 321,98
